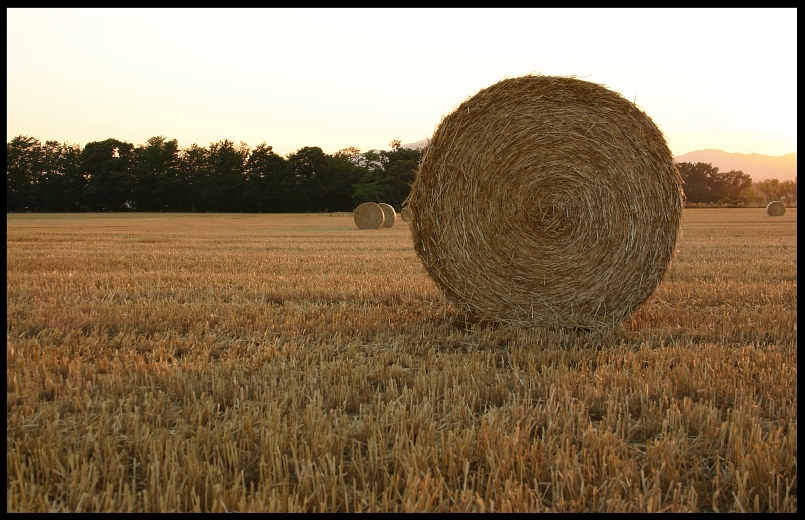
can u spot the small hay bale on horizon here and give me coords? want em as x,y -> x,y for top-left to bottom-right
766,201 -> 786,216
408,74 -> 684,331
353,202 -> 385,229
401,205 -> 413,222
377,203 -> 397,228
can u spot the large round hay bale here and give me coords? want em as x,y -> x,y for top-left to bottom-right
401,205 -> 413,222
408,75 -> 684,331
354,202 -> 385,229
377,203 -> 396,228
766,201 -> 786,216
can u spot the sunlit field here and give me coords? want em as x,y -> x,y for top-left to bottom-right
6,209 -> 797,512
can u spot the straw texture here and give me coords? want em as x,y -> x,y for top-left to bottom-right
401,206 -> 413,222
766,201 -> 786,216
408,75 -> 684,331
354,202 -> 385,229
377,203 -> 397,228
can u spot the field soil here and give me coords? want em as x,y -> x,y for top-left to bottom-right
6,209 -> 797,512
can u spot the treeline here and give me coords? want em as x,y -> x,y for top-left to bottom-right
7,135 -> 797,212
676,162 -> 796,205
6,136 -> 421,213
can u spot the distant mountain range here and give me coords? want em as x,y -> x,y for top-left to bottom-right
673,149 -> 796,183
400,139 -> 429,150
400,141 -> 796,183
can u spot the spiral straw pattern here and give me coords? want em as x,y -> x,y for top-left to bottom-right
408,75 -> 684,330
354,202 -> 385,229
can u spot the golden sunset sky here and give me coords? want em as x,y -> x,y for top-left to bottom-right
6,8 -> 797,157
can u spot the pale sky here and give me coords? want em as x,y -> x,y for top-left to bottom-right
7,8 -> 797,157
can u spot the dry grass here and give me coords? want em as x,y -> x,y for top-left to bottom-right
6,209 -> 797,512
408,75 -> 683,331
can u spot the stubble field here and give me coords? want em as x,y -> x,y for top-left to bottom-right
6,209 -> 797,512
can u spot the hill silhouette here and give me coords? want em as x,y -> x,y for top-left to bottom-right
400,139 -> 429,150
400,141 -> 796,184
673,149 -> 796,182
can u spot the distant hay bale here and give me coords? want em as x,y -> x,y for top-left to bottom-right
408,75 -> 684,331
377,203 -> 396,228
766,201 -> 786,216
401,205 -> 413,222
354,202 -> 385,229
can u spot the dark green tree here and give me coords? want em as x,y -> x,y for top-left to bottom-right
203,140 -> 249,212
352,168 -> 394,206
33,140 -> 82,212
754,178 -> 782,203
676,162 -> 751,204
376,140 -> 422,209
323,153 -> 364,212
361,150 -> 384,172
384,159 -> 418,208
779,178 -> 797,204
334,147 -> 362,163
177,144 -> 208,212
81,139 -> 136,211
7,135 -> 42,212
8,135 -> 425,213
713,169 -> 752,201
677,162 -> 720,203
244,143 -> 289,212
286,146 -> 329,212
34,140 -> 62,211
131,136 -> 180,211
